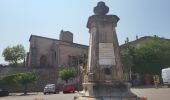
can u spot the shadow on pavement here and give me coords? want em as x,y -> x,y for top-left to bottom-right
131,84 -> 170,89
131,85 -> 155,89
10,92 -> 39,96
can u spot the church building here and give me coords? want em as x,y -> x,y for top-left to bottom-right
26,30 -> 88,68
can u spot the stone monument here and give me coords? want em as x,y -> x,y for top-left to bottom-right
75,1 -> 139,100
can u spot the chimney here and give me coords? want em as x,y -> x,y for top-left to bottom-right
126,37 -> 129,43
136,35 -> 138,40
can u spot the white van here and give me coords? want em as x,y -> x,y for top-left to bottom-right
162,68 -> 170,87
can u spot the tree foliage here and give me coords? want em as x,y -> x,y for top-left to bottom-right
59,67 -> 77,82
120,45 -> 135,72
0,74 -> 18,87
2,44 -> 26,66
14,72 -> 37,94
121,37 -> 170,75
133,38 -> 170,74
0,72 -> 37,94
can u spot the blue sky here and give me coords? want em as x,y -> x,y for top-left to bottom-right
0,0 -> 170,64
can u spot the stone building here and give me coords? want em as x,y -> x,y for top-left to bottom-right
121,35 -> 170,48
27,30 -> 88,68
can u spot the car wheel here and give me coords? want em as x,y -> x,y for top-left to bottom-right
44,92 -> 46,95
63,91 -> 66,94
57,91 -> 59,94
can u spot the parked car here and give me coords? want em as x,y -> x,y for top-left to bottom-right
63,83 -> 77,93
0,89 -> 9,97
43,84 -> 59,95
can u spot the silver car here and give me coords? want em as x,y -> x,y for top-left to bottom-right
43,84 -> 59,94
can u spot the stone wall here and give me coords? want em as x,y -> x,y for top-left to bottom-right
28,35 -> 56,68
58,43 -> 88,67
0,67 -> 59,92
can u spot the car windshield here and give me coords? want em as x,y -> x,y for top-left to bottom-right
64,82 -> 77,86
46,84 -> 55,87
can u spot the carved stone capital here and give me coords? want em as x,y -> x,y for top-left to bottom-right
87,15 -> 119,29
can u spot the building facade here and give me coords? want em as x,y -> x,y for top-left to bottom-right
27,30 -> 88,68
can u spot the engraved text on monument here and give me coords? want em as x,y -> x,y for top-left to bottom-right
99,43 -> 116,65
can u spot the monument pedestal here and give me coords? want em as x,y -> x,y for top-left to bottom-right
74,82 -> 139,100
74,1 -> 141,100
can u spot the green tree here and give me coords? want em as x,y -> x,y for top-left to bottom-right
121,45 -> 135,73
2,44 -> 26,66
0,74 -> 18,88
14,72 -> 37,95
133,37 -> 170,74
0,72 -> 37,95
59,67 -> 77,83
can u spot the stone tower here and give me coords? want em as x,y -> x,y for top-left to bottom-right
59,30 -> 73,43
74,1 -> 139,100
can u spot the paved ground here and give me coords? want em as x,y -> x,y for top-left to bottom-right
132,87 -> 170,100
1,87 -> 170,100
0,92 -> 75,100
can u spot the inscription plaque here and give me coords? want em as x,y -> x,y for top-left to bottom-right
99,43 -> 116,65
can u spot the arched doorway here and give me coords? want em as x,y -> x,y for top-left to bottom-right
40,55 -> 47,67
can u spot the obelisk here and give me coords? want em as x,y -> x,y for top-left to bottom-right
87,1 -> 123,83
75,1 -> 139,100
